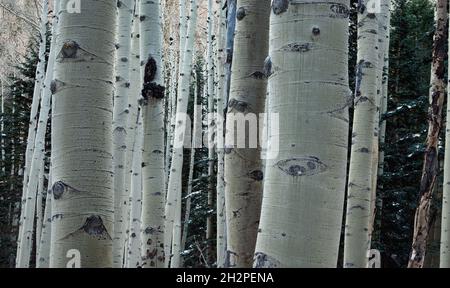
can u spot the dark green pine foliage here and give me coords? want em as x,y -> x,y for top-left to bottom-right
376,0 -> 435,267
0,29 -> 51,267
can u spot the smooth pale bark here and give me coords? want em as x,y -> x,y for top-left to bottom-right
344,1 -> 379,268
369,0 -> 390,243
441,31 -> 450,268
215,0 -> 227,268
139,0 -> 166,268
254,0 -> 350,268
37,170 -> 52,268
224,0 -> 269,268
123,5 -> 142,265
164,0 -> 198,268
126,108 -> 143,268
181,76 -> 200,266
112,0 -> 134,268
374,0 -> 391,245
124,4 -> 143,268
206,0 -> 216,266
441,8 -> 450,267
409,0 -> 447,268
49,0 -> 116,268
16,0 -> 48,268
35,163 -> 45,255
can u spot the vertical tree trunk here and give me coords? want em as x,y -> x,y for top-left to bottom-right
164,0 -> 198,268
139,0 -> 166,268
16,0 -> 48,268
409,0 -> 447,268
49,0 -> 116,268
123,3 -> 142,266
344,0 -> 379,268
224,0 -> 270,268
206,0 -> 216,266
215,0 -> 228,268
112,0 -> 134,268
254,0 -> 350,268
125,108 -> 143,268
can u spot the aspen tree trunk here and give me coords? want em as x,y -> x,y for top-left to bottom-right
124,3 -> 143,267
224,0 -> 269,268
369,0 -> 390,243
19,0 -> 48,214
37,175 -> 52,268
139,0 -> 166,268
1,80 -> 4,175
409,0 -> 447,268
254,0 -> 350,268
49,0 -> 116,268
165,45 -> 178,187
441,10 -> 450,266
375,0 -> 391,245
112,0 -> 134,268
126,108 -> 143,268
35,163 -> 45,255
344,0 -> 379,268
16,0 -> 48,267
206,0 -> 216,266
123,4 -> 142,265
215,0 -> 227,268
181,76 -> 200,266
164,0 -> 198,268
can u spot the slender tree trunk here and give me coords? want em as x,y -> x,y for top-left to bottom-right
123,3 -> 142,266
254,0 -> 350,268
181,76 -> 200,266
16,0 -> 48,268
49,0 -> 116,268
164,0 -> 198,268
344,0 -> 380,268
37,170 -> 52,268
374,0 -> 391,246
215,0 -> 227,268
139,0 -> 166,268
441,9 -> 450,266
206,0 -> 216,267
409,0 -> 447,268
126,108 -> 143,268
224,0 -> 270,268
35,162 -> 45,256
112,0 -> 134,268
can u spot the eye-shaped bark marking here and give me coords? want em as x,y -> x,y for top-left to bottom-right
248,170 -> 264,181
228,98 -> 250,113
81,215 -> 111,239
272,0 -> 289,15
276,156 -> 327,176
236,7 -> 246,20
263,56 -> 273,78
253,252 -> 280,268
52,181 -> 80,200
50,79 -> 65,94
329,3 -> 350,18
280,42 -> 315,53
60,40 -> 79,58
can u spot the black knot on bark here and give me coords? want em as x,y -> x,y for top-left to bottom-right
52,181 -> 67,200
236,7 -> 246,20
61,40 -> 79,58
272,0 -> 289,15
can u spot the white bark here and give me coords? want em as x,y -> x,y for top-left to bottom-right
224,0 -> 270,268
112,0 -> 134,268
49,0 -> 116,268
215,0 -> 227,268
254,0 -> 350,268
206,0 -> 216,266
37,170 -> 52,268
164,0 -> 198,268
126,108 -> 143,268
16,0 -> 48,268
139,0 -> 166,268
344,1 -> 379,268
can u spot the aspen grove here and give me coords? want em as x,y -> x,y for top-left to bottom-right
3,0 -> 450,268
